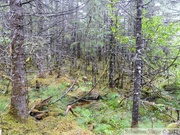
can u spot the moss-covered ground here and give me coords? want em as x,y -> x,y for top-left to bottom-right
0,71 -> 179,135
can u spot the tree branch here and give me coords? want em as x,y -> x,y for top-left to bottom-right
52,80 -> 78,104
0,0 -> 35,8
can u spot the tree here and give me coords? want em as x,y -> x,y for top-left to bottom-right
131,0 -> 143,128
36,0 -> 46,78
9,0 -> 28,121
108,1 -> 116,88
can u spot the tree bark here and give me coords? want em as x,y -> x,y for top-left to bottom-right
109,9 -> 115,88
36,0 -> 46,78
109,43 -> 115,88
131,0 -> 143,128
9,0 -> 28,121
54,0 -> 60,68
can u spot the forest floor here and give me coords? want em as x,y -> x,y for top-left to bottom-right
0,70 -> 177,135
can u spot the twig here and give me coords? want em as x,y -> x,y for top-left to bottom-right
0,0 -> 35,8
52,80 -> 77,104
140,100 -> 177,122
0,73 -> 12,81
28,96 -> 53,114
28,104 -> 36,114
41,96 -> 53,105
118,93 -> 133,106
67,56 -> 110,106
143,0 -> 153,7
67,82 -> 98,105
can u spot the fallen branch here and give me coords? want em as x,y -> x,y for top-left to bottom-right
0,73 -> 12,81
118,93 -> 133,106
141,100 -> 178,122
68,81 -> 98,106
40,96 -> 53,106
67,58 -> 110,106
53,80 -> 78,104
29,96 -> 53,119
65,100 -> 91,116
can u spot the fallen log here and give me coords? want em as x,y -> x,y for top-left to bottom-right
29,96 -> 53,120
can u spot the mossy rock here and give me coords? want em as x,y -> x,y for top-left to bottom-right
155,113 -> 171,122
167,121 -> 180,128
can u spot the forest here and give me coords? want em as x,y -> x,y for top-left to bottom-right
0,0 -> 180,134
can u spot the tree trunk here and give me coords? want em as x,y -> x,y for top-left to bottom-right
131,0 -> 143,128
92,56 -> 98,86
77,42 -> 81,59
97,46 -> 102,61
54,0 -> 60,68
36,0 -> 46,78
109,45 -> 115,88
36,51 -> 46,78
9,0 -> 28,121
109,17 -> 115,88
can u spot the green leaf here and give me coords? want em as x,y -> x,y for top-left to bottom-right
111,26 -> 116,33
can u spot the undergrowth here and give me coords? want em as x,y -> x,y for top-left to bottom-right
74,93 -> 132,135
0,72 -> 176,135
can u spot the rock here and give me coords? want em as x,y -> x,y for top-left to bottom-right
167,121 -> 180,128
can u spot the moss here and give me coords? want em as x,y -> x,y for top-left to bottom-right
52,116 -> 95,135
167,123 -> 179,128
3,72 -> 172,134
61,128 -> 95,135
1,73 -> 96,134
1,112 -> 38,134
1,108 -> 94,135
29,73 -> 73,90
0,95 -> 10,113
167,121 -> 180,128
8,105 -> 20,121
155,113 -> 171,122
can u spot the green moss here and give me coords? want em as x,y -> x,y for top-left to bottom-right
0,95 -> 10,113
1,72 -> 174,134
167,121 -> 180,128
1,112 -> 38,134
1,110 -> 94,135
167,123 -> 179,128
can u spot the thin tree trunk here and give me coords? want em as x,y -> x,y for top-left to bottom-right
109,45 -> 115,88
29,3 -> 33,35
109,17 -> 115,88
77,42 -> 81,59
131,0 -> 143,128
48,37 -> 53,75
54,0 -> 60,68
92,56 -> 98,86
36,51 -> 46,78
9,0 -> 28,121
97,46 -> 102,61
36,0 -> 46,78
